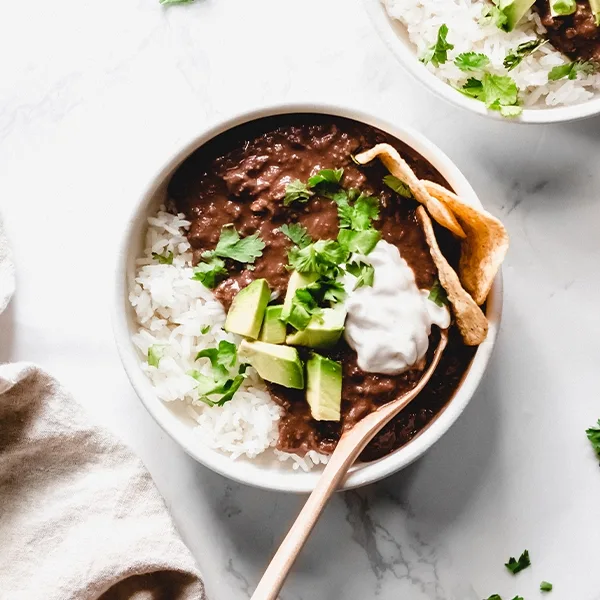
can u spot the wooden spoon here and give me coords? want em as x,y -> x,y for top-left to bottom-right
251,329 -> 449,600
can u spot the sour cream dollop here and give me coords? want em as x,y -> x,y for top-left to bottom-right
343,240 -> 450,375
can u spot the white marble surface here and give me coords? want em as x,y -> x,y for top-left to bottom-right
1,1 -> 600,598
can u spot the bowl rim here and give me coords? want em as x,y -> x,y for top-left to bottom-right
362,0 -> 600,125
112,102 -> 503,493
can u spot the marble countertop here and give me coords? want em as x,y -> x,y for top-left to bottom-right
2,0 -> 600,598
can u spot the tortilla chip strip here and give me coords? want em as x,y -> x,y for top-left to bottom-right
423,180 -> 508,306
354,144 -> 466,239
416,207 -> 488,346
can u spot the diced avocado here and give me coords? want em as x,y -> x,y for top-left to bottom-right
590,0 -> 600,24
281,271 -> 319,321
258,305 -> 287,344
286,305 -> 346,350
239,339 -> 304,389
499,0 -> 536,31
306,353 -> 342,422
224,279 -> 270,339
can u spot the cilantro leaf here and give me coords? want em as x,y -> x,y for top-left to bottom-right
196,340 -> 237,378
586,419 -> 600,458
192,256 -> 228,289
454,52 -> 490,72
282,288 -> 322,331
288,240 -> 349,276
504,39 -> 546,71
346,261 -> 375,289
461,77 -> 484,98
549,60 -> 598,81
428,280 -> 449,307
481,3 -> 509,29
383,174 -> 412,198
189,364 -> 248,407
308,168 -> 344,188
211,224 -> 265,264
422,24 -> 454,67
152,250 -> 174,264
283,180 -> 314,206
147,345 -> 164,368
306,279 -> 347,304
200,325 -> 211,334
337,229 -> 380,255
540,581 -> 553,592
512,597 -> 525,600
279,223 -> 313,248
461,73 -> 521,118
334,192 -> 380,231
505,550 -> 531,575
484,595 -> 503,600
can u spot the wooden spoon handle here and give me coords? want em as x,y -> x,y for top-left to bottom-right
251,332 -> 448,600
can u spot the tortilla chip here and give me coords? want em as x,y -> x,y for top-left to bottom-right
423,181 -> 508,306
416,207 -> 488,346
354,144 -> 466,239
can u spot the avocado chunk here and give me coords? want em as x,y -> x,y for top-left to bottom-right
239,339 -> 304,389
286,305 -> 346,349
281,271 -> 319,322
499,0 -> 536,31
224,279 -> 270,339
550,0 -> 576,16
590,0 -> 600,24
258,305 -> 287,344
306,353 -> 342,422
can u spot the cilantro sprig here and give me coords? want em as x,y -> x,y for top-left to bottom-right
152,250 -> 174,264
540,581 -> 553,592
548,60 -> 598,81
283,168 -> 344,206
586,419 -> 600,459
279,223 -> 313,248
505,550 -> 531,575
504,39 -> 546,71
192,256 -> 228,288
422,24 -> 454,67
383,175 -> 412,198
454,52 -> 490,72
346,261 -> 375,290
461,73 -> 522,117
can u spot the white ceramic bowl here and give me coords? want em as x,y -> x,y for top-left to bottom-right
363,0 -> 600,124
113,103 -> 503,493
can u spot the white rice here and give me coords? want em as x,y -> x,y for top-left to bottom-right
129,208 -> 328,470
383,0 -> 600,107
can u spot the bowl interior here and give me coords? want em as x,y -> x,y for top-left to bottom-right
113,104 -> 502,493
362,0 -> 600,124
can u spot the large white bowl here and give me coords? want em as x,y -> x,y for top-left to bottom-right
363,0 -> 600,124
113,103 -> 503,493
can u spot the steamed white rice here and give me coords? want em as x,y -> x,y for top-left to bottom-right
129,208 -> 328,471
383,0 -> 600,107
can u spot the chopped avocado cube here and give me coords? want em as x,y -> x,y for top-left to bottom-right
286,305 -> 346,349
224,279 -> 270,339
306,353 -> 342,421
499,0 -> 536,31
281,271 -> 319,322
550,0 -> 576,16
239,339 -> 304,389
258,305 -> 287,344
591,0 -> 600,24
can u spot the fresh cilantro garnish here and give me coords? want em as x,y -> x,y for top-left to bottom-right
383,174 -> 412,198
189,364 -> 249,407
200,325 -> 211,334
152,250 -> 174,264
481,2 -> 509,29
283,180 -> 314,206
428,280 -> 448,307
586,419 -> 600,458
335,191 -> 380,231
512,597 -> 524,600
160,0 -> 194,4
337,229 -> 380,255
279,223 -> 313,248
454,52 -> 490,72
147,345 -> 164,367
540,581 -> 553,592
307,168 -> 344,188
288,239 -> 349,276
422,24 -> 454,67
460,73 -> 522,118
484,595 -> 503,600
548,60 -> 598,81
504,39 -> 546,71
196,340 -> 237,378
505,550 -> 531,575
192,256 -> 228,289
346,261 -> 375,289
283,288 -> 323,331
209,224 -> 265,264
552,0 -> 576,15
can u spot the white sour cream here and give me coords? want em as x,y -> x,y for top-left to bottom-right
343,240 -> 450,375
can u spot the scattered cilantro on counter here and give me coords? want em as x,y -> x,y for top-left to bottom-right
504,39 -> 546,71
428,280 -> 448,307
422,24 -> 454,67
279,223 -> 313,248
505,550 -> 531,575
283,180 -> 314,206
460,73 -> 522,118
454,52 -> 490,72
548,60 -> 598,81
586,419 -> 600,458
346,261 -> 375,290
540,581 -> 553,592
383,174 -> 412,198
147,345 -> 164,368
192,256 -> 228,289
152,250 -> 174,264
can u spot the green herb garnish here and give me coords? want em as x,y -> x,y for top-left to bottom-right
505,550 -> 531,575
428,280 -> 448,307
283,180 -> 314,206
346,261 -> 375,289
461,73 -> 522,118
422,24 -> 454,67
337,229 -> 380,255
192,256 -> 228,289
147,345 -> 164,367
383,174 -> 412,198
283,288 -> 323,331
279,223 -> 313,248
196,340 -> 237,378
189,364 -> 249,407
152,250 -> 174,264
288,239 -> 349,276
548,60 -> 598,81
200,325 -> 211,335
454,52 -> 490,72
540,581 -> 553,592
484,595 -> 503,600
586,419 -> 600,458
209,224 -> 265,264
308,168 -> 344,188
504,39 -> 546,71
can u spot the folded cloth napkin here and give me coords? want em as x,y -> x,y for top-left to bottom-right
0,214 -> 15,313
0,363 -> 206,600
